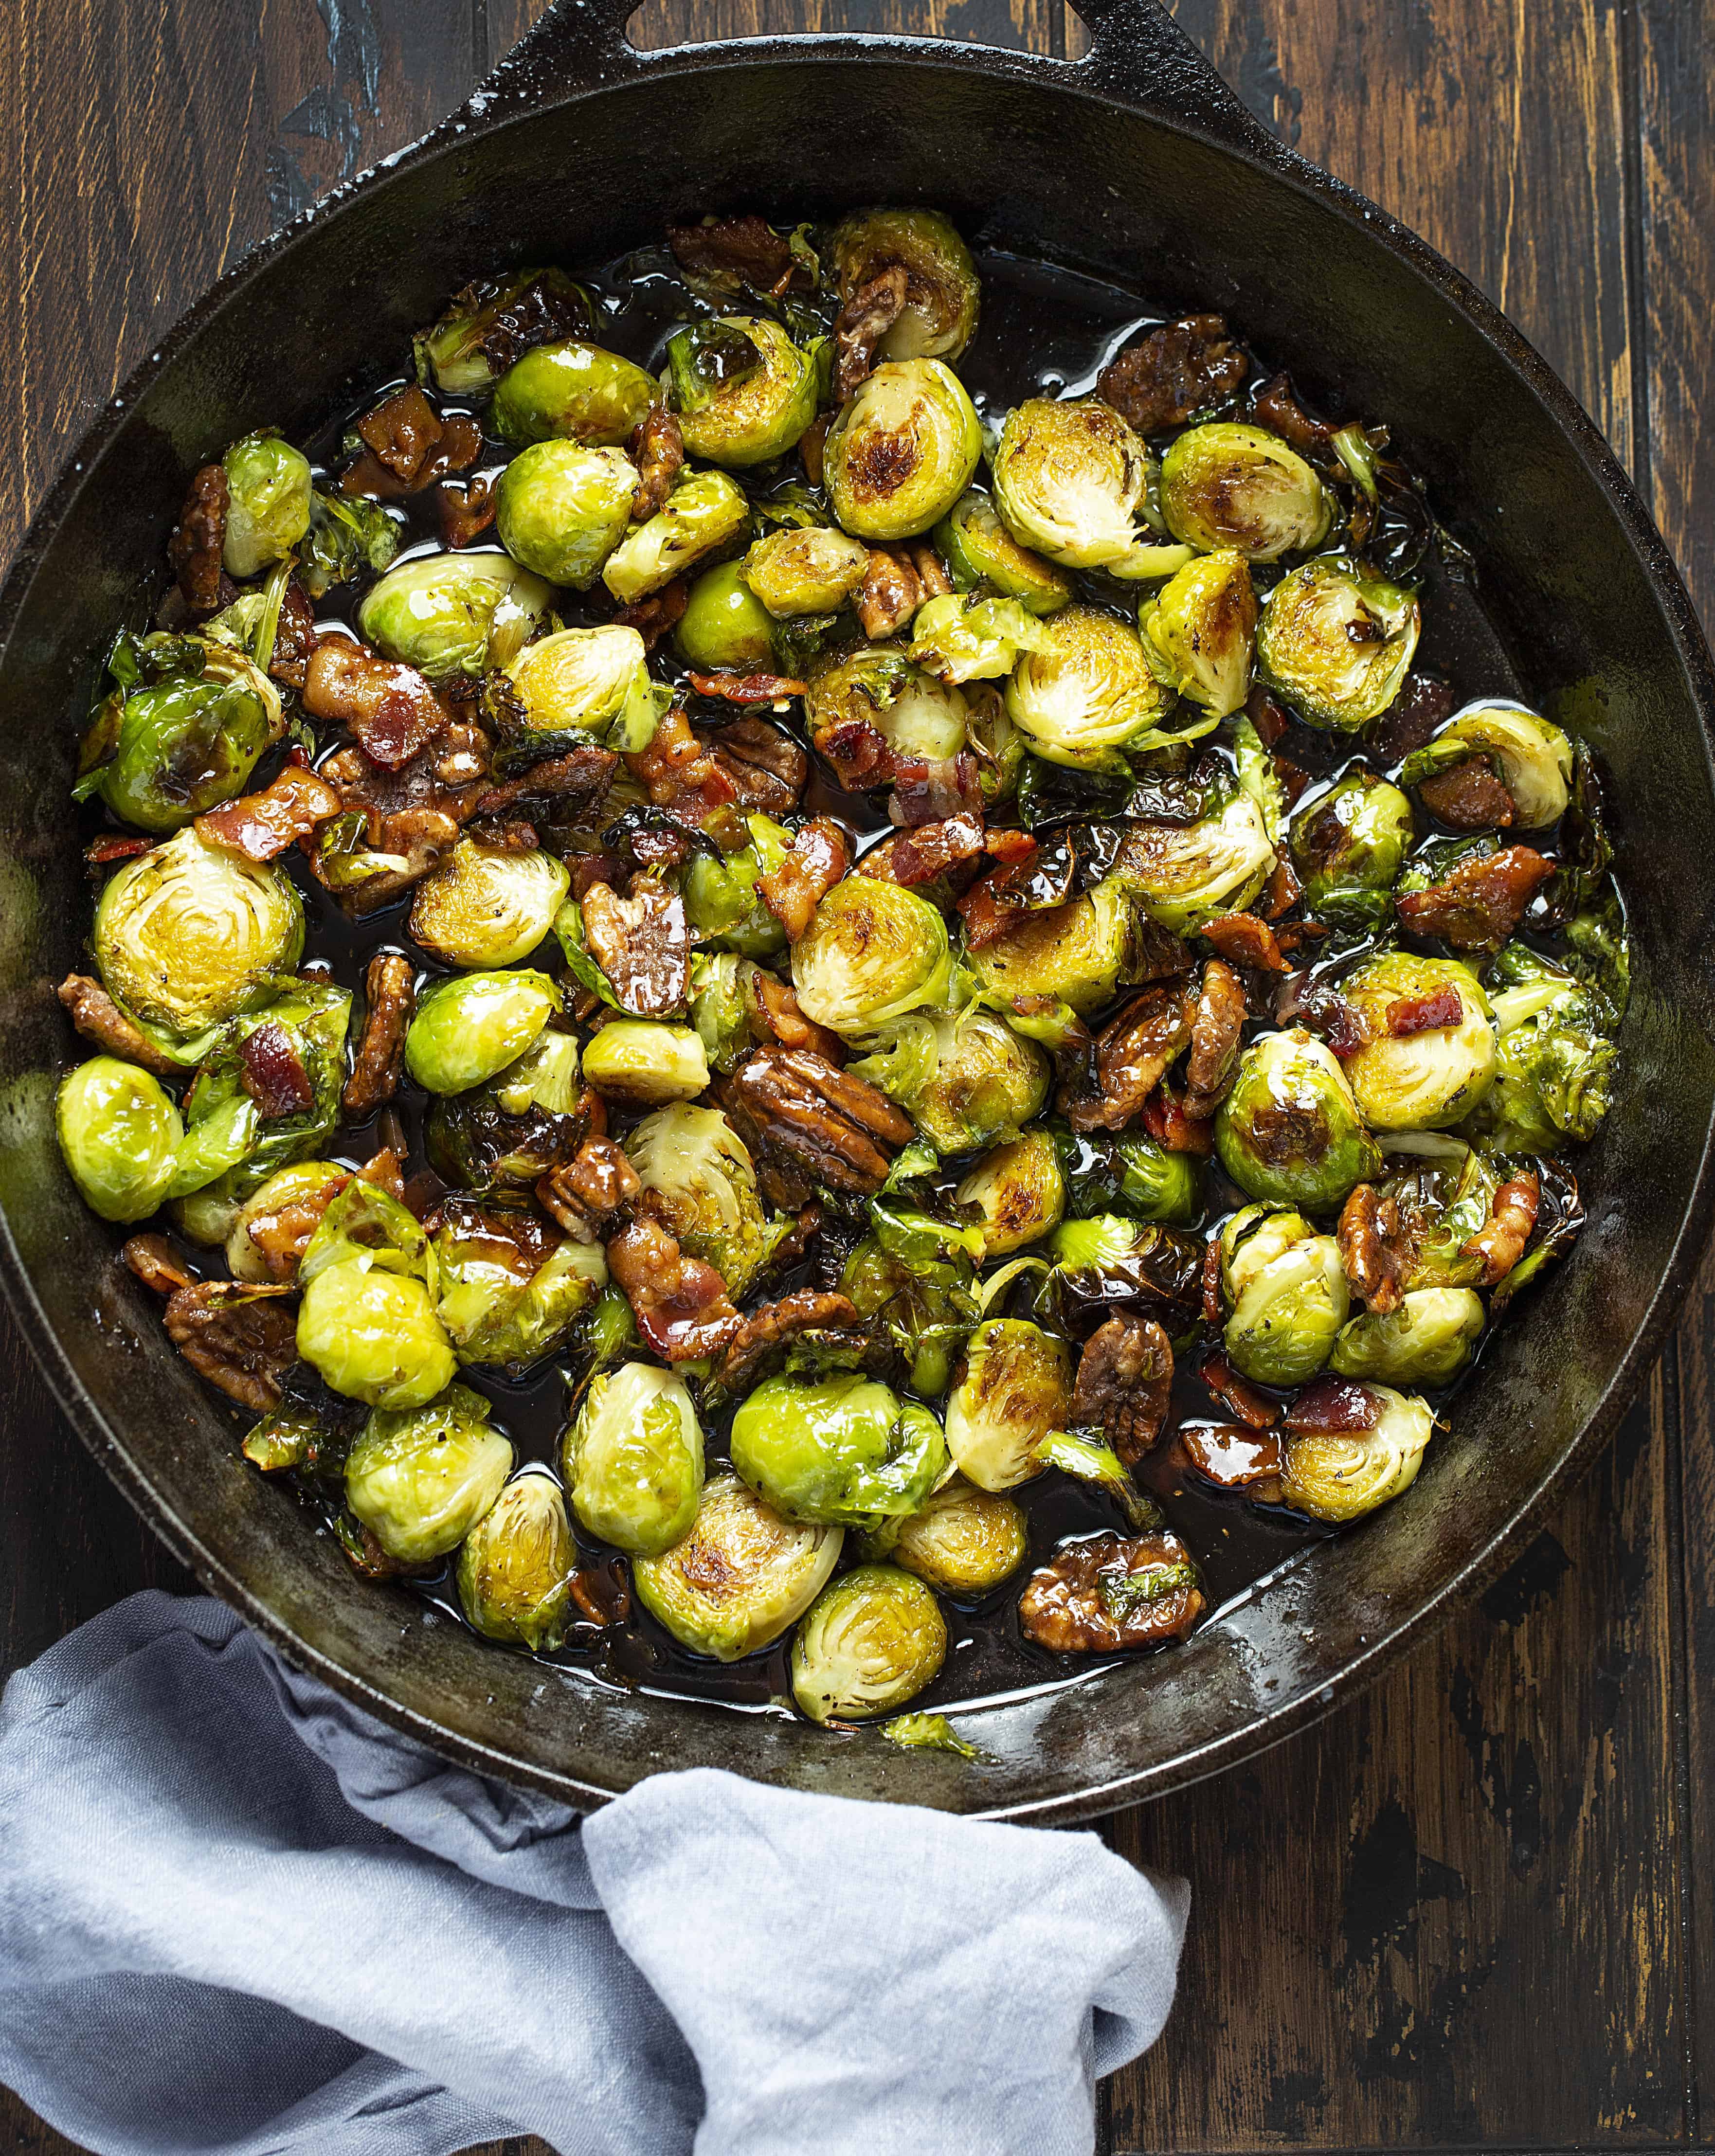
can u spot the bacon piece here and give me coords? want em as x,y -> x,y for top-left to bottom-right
472,745 -> 618,821
629,408 -> 684,521
581,876 -> 691,1017
1181,1421 -> 1284,1489
167,464 -> 230,615
197,766 -> 342,862
1249,372 -> 1334,453
687,670 -> 807,705
1200,911 -> 1289,973
614,576 -> 688,653
1336,1185 -> 1405,1316
123,1233 -> 197,1297
1019,1530 -> 1204,1654
1417,759 -> 1516,830
85,834 -> 155,868
606,1214 -> 740,1362
1461,1171 -> 1540,1286
437,473 -> 496,550
1385,984 -> 1465,1037
1261,860 -> 1302,922
890,751 -> 983,829
701,716 -> 808,816
625,705 -> 738,826
1098,315 -> 1248,435
343,953 -> 415,1118
1200,1350 -> 1279,1429
1287,978 -> 1370,1059
833,266 -> 909,400
357,385 -> 445,482
1071,1314 -> 1175,1465
163,1281 -> 298,1411
538,1137 -> 642,1243
1245,683 -> 1290,748
1395,845 -> 1554,950
870,811 -> 985,888
855,544 -> 924,639
667,215 -> 801,296
1368,674 -> 1457,764
1182,959 -> 1247,1117
1139,1085 -> 1214,1155
57,973 -> 178,1075
269,579 -> 319,690
1065,985 -> 1198,1133
742,965 -> 846,1063
757,818 -> 850,942
237,1023 -> 313,1118
1284,1376 -> 1382,1434
814,716 -> 895,794
303,640 -> 444,770
223,1163 -> 348,1284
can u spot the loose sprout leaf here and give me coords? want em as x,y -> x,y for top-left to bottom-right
1036,1429 -> 1163,1533
882,1712 -> 980,1761
1097,1560 -> 1199,1621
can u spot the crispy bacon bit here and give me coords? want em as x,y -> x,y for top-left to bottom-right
625,705 -> 737,824
724,1047 -> 913,1195
1065,985 -> 1198,1133
1200,1349 -> 1279,1429
270,579 -> 319,689
701,715 -> 809,816
867,810 -> 985,888
890,751 -> 983,828
473,745 -> 618,821
123,1233 -> 196,1297
667,215 -> 801,296
1385,984 -> 1465,1036
581,875 -> 691,1017
1395,845 -> 1555,950
614,577 -> 689,653
1461,1171 -> 1540,1286
237,1023 -> 313,1118
742,965 -> 845,1062
85,834 -> 155,868
1288,978 -> 1370,1059
343,954 -> 415,1117
1261,859 -> 1302,921
57,973 -> 178,1075
1246,683 -> 1291,748
1336,1184 -> 1406,1316
957,860 -> 1038,950
629,408 -> 685,522
713,1290 -> 862,1394
357,385 -> 445,482
437,472 -> 496,550
1072,1314 -> 1175,1465
197,765 -> 342,862
1368,674 -> 1457,764
303,640 -> 444,769
569,851 -> 625,902
814,714 -> 894,791
223,1164 -> 347,1284
1097,315 -> 1248,435
686,669 -> 806,705
538,1137 -> 642,1242
163,1281 -> 298,1411
607,1214 -> 740,1362
1201,1236 -> 1224,1327
1019,1530 -> 1204,1654
1183,959 -> 1247,1118
1181,1421 -> 1284,1489
855,543 -> 927,639
167,464 -> 230,615
758,817 -> 850,942
833,265 -> 909,401
1249,372 -> 1334,452
1139,1084 -> 1214,1155
341,419 -> 482,501
1201,911 -> 1289,973
1417,759 -> 1516,830
984,828 -> 1037,865
1284,1376 -> 1382,1434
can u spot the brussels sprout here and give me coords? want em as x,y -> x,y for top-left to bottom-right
840,1234 -> 977,1401
830,208 -> 980,364
943,1318 -> 1071,1492
425,1030 -> 586,1190
1113,792 -> 1276,933
1341,952 -> 1497,1131
1400,702 -> 1574,829
632,1472 -> 842,1661
883,1477 -> 1027,1597
805,646 -> 970,765
676,560 -> 778,669
563,1361 -> 705,1556
414,268 -> 588,395
1278,1383 -> 1435,1523
357,551 -> 553,682
824,359 -> 983,543
791,1564 -> 947,1724
742,525 -> 870,617
491,339 -> 657,448
730,1372 -> 947,1528
300,491 -> 401,601
682,815 -> 792,960
580,1020 -> 709,1105
224,1159 -> 346,1283
93,826 -> 304,1053
344,1383 -> 513,1561
1046,1214 -> 1203,1316
1256,556 -> 1421,731
1137,550 -> 1257,718
409,839 -> 570,970
934,487 -> 1072,614
1218,1203 -> 1349,1386
968,876 -> 1134,1016
495,623 -> 663,767
177,982 -> 350,1205
625,1102 -> 786,1298
791,877 -> 954,1037
1158,422 -> 1333,561
1374,1141 -> 1499,1292
602,469 -> 751,606
955,1130 -> 1065,1254
220,432 -> 313,578
1055,1128 -> 1203,1227
1330,1287 -> 1485,1387
882,1711 -> 978,1758
455,1470 -> 578,1650
493,440 -> 638,588
688,949 -> 755,1075
1214,1029 -> 1383,1210
667,316 -> 820,467
300,1265 -> 456,1409
1004,606 -> 1183,771
1476,1003 -> 1617,1152
1034,1430 -> 1163,1533
76,634 -> 283,834
434,1200 -> 607,1371
906,593 -> 1051,686
855,1006 -> 1049,1157
1289,772 -> 1415,928
404,970 -> 561,1096
991,397 -> 1161,573
300,1174 -> 431,1285
55,1057 -> 182,1222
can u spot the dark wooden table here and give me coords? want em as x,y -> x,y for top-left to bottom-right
2,2 -> 1711,2150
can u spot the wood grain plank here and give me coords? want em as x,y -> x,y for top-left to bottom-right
487,0 -> 1084,65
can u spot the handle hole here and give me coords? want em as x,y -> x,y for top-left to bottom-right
623,0 -> 1088,59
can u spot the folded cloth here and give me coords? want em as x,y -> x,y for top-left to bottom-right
0,1590 -> 1188,2156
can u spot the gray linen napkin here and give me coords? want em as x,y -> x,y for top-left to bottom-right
0,1590 -> 1187,2156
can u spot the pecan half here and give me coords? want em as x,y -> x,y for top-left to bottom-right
629,408 -> 685,521
833,266 -> 909,400
1416,759 -> 1516,830
1336,1184 -> 1405,1315
1182,959 -> 1247,1118
167,464 -> 230,615
1097,315 -> 1248,435
724,1047 -> 913,1195
581,875 -> 691,1017
343,953 -> 416,1117
855,543 -> 926,639
712,1289 -> 861,1395
1019,1530 -> 1204,1654
1065,985 -> 1198,1133
163,1281 -> 298,1411
1461,1171 -> 1540,1286
1071,1314 -> 1175,1465
57,974 -> 178,1075
701,716 -> 809,816
1200,911 -> 1289,973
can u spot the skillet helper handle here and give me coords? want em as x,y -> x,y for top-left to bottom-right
1066,0 -> 1280,151
470,0 -> 648,101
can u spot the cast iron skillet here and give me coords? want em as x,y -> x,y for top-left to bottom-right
2,0 -> 1712,1823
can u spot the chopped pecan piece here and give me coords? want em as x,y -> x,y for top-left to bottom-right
1019,1530 -> 1204,1654
1395,845 -> 1554,950
833,266 -> 909,400
1417,759 -> 1516,830
629,408 -> 684,521
1098,314 -> 1248,434
581,875 -> 691,1016
473,745 -> 617,822
606,1214 -> 740,1362
742,965 -> 845,1062
1199,1349 -> 1279,1429
1385,985 -> 1465,1036
1336,1184 -> 1405,1315
625,705 -> 738,825
614,577 -> 689,653
1461,1171 -> 1540,1286
343,953 -> 416,1117
1283,1376 -> 1382,1434
724,1047 -> 913,1195
163,1281 -> 298,1411
437,472 -> 497,550
167,464 -> 230,615
123,1233 -> 196,1297
687,669 -> 807,706
303,640 -> 445,769
237,1023 -> 313,1118
855,543 -> 926,639
1367,674 -> 1457,764
1182,959 -> 1247,1118
758,817 -> 850,941
1181,1421 -> 1284,1489
712,1290 -> 862,1395
197,765 -> 343,862
538,1137 -> 642,1243
1071,1314 -> 1175,1465
1065,985 -> 1198,1133
1200,911 -> 1289,973
701,716 -> 809,816
57,973 -> 178,1075
668,215 -> 801,297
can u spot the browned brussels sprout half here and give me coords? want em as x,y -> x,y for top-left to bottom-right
76,633 -> 284,834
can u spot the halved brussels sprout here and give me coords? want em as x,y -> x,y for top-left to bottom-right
404,970 -> 561,1096
357,551 -> 553,683
1214,1029 -> 1383,1210
1158,422 -> 1332,561
840,1231 -> 978,1401
1278,1383 -> 1435,1523
297,1172 -> 429,1286
1289,772 -> 1415,928
955,1130 -> 1066,1254
176,982 -> 349,1208
300,1264 -> 456,1409
632,1472 -> 842,1661
1474,953 -> 1617,1151
742,525 -> 869,617
934,487 -> 1072,614
224,1159 -> 346,1283
824,359 -> 983,543
77,635 -> 283,834
1112,792 -> 1276,934
602,469 -> 751,606
493,440 -> 638,588
884,1476 -> 1027,1597
682,814 -> 791,961
856,1006 -> 1049,1157
729,1372 -> 947,1528
497,623 -> 662,765
415,267 -> 587,396
668,316 -> 819,467
56,1057 -> 182,1223
456,1470 -> 578,1651
93,826 -> 304,1052
580,1021 -> 709,1105
688,951 -> 753,1074
907,593 -> 1051,686
625,1102 -> 788,1298
791,1564 -> 947,1724
1004,606 -> 1179,771
991,397 -> 1155,572
344,1383 -> 513,1561
222,432 -> 313,579
1374,1140 -> 1498,1292
491,340 -> 657,448
409,839 -> 570,969
1137,550 -> 1257,718
968,876 -> 1134,1017
1056,1128 -> 1203,1227
944,1318 -> 1072,1492
677,560 -> 778,668
563,1361 -> 705,1557
830,208 -> 980,364
791,877 -> 954,1037
1219,1203 -> 1349,1386
1329,1288 -> 1485,1387
805,646 -> 969,765
1256,557 -> 1421,731
425,1030 -> 585,1190
1400,702 -> 1574,828
1341,952 -> 1497,1131
435,1202 -> 607,1371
